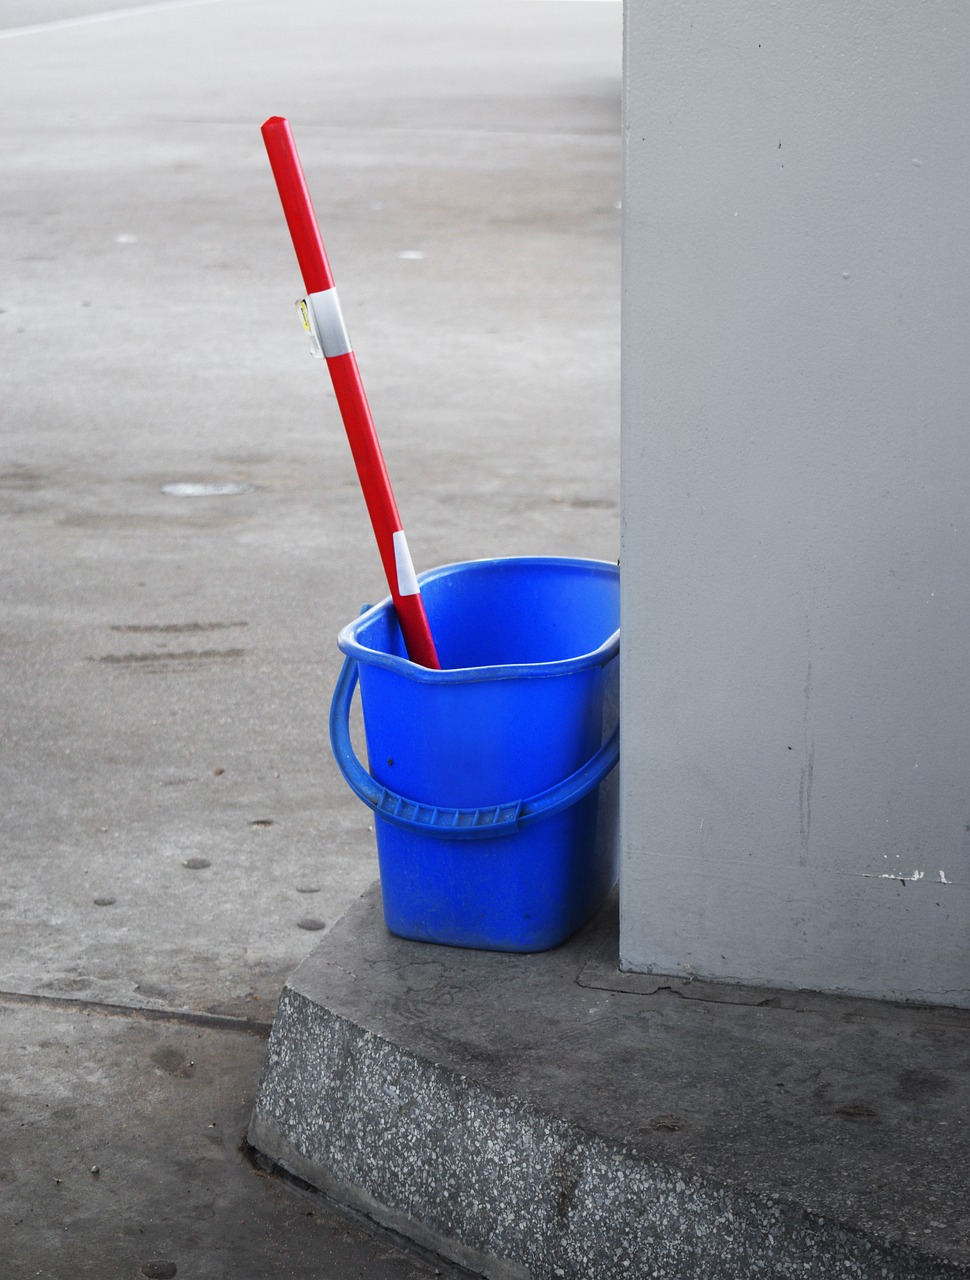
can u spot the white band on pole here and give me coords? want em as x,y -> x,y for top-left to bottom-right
393,530 -> 420,597
302,288 -> 353,358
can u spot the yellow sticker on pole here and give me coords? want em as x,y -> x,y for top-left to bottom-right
296,297 -> 324,359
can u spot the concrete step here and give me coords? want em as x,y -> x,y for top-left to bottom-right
249,884 -> 969,1279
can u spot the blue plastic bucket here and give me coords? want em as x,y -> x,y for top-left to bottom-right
329,557 -> 620,952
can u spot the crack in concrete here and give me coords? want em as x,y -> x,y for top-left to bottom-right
0,988 -> 272,1037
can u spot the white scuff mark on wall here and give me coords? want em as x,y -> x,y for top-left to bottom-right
862,869 -> 925,882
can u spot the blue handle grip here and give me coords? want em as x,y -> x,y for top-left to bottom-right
329,656 -> 619,841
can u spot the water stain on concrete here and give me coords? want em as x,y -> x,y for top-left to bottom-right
110,621 -> 247,634
94,649 -> 247,665
150,1047 -> 195,1079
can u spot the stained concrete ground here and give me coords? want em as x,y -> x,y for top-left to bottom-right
0,0 -> 621,1275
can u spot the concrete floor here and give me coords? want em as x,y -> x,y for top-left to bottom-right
0,0 -> 621,1274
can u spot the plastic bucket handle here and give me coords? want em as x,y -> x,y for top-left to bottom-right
329,655 -> 620,841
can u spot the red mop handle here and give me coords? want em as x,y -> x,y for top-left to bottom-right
261,116 -> 440,669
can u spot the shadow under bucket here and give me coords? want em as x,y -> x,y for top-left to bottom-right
329,557 -> 620,952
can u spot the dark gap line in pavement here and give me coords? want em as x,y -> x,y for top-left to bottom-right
0,987 -> 273,1037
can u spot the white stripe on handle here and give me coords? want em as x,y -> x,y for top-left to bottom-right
307,287 -> 352,357
392,530 -> 420,597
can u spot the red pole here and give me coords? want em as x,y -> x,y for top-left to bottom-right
261,115 -> 440,670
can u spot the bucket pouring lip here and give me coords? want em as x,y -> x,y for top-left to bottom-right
336,555 -> 620,683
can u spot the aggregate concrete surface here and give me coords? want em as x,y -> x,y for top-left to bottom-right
0,0 -> 621,1274
250,886 -> 970,1280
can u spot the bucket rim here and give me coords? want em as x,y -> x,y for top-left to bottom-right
337,555 -> 620,683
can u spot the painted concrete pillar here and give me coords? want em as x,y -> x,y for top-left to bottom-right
620,1 -> 969,1005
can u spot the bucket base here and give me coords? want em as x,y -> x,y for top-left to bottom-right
375,775 -> 618,953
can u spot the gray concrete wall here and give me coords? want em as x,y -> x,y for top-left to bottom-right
620,1 -> 970,1004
